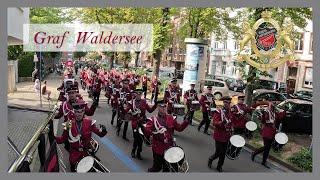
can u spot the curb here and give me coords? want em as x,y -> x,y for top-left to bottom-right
192,117 -> 302,172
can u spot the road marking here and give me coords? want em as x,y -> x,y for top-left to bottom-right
93,134 -> 144,172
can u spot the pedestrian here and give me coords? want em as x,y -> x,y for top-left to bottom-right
208,96 -> 233,172
32,68 -> 39,82
144,100 -> 189,172
198,86 -> 216,135
251,101 -> 285,168
183,82 -> 198,125
33,79 -> 40,95
41,80 -> 52,100
141,73 -> 148,99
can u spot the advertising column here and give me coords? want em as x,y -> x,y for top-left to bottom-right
182,38 -> 208,94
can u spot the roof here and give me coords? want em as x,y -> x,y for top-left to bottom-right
253,89 -> 278,94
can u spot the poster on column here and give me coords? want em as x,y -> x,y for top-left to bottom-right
182,43 -> 205,93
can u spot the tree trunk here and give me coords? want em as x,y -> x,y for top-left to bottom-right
109,53 -> 114,69
134,51 -> 140,67
153,49 -> 162,78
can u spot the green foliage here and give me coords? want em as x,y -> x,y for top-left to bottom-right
288,147 -> 312,172
18,53 -> 35,77
73,52 -> 87,59
86,52 -> 101,60
116,52 -> 132,68
8,45 -> 23,60
30,7 -> 73,23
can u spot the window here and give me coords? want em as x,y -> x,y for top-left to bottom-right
223,41 -> 228,49
222,62 -> 227,74
295,33 -> 304,51
303,67 -> 313,88
234,41 -> 239,50
310,33 -> 313,53
215,82 -> 225,87
214,42 -> 219,49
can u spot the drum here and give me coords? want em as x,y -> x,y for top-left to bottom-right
76,156 -> 110,173
273,132 -> 288,151
245,121 -> 257,139
173,104 -> 185,116
191,101 -> 200,111
226,135 -> 246,160
164,146 -> 189,172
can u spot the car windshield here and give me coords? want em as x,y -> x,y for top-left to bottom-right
277,101 -> 297,112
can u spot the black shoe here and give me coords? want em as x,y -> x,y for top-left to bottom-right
204,132 -> 211,135
123,137 -> 129,141
131,151 -> 136,158
251,153 -> 255,162
116,130 -> 120,136
111,121 -> 114,126
136,153 -> 143,160
261,162 -> 270,169
207,158 -> 213,169
216,167 -> 223,172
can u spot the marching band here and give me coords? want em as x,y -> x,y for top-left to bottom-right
53,61 -> 287,173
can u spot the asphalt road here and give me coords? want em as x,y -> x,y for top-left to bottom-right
54,81 -> 290,173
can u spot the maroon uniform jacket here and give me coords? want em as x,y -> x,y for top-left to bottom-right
164,87 -> 181,113
55,117 -> 107,166
183,89 -> 198,110
231,103 -> 251,129
144,115 -> 188,155
212,108 -> 233,142
141,76 -> 148,86
259,109 -> 285,139
199,93 -> 215,113
125,99 -> 157,129
92,78 -> 102,92
54,100 -> 96,122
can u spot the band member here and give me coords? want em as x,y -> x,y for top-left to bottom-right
198,86 -> 216,135
208,96 -> 233,172
230,95 -> 250,135
141,73 -> 148,99
110,80 -> 121,125
91,73 -> 103,106
164,79 -> 181,114
183,82 -> 198,125
126,89 -> 157,160
251,101 -> 285,168
144,100 -> 189,172
55,98 -> 107,172
57,76 -> 79,102
116,79 -> 132,140
150,76 -> 160,103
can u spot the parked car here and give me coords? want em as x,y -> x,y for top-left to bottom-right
225,78 -> 246,92
276,99 -> 312,134
289,90 -> 312,101
252,89 -> 287,105
199,79 -> 229,100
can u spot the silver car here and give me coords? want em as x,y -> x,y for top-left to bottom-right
199,79 -> 230,100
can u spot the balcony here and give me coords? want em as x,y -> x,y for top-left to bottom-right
210,49 -> 231,57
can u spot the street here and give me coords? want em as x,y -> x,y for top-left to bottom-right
52,76 -> 289,173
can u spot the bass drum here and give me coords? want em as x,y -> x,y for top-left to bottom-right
173,104 -> 185,116
76,156 -> 110,173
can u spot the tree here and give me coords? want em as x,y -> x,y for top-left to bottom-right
73,52 -> 87,59
30,7 -> 73,23
116,52 -> 132,68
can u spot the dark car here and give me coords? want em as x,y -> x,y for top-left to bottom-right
225,78 -> 246,92
276,99 -> 312,134
252,89 -> 287,105
289,90 -> 312,101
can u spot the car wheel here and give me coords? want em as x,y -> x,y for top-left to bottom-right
214,93 -> 222,100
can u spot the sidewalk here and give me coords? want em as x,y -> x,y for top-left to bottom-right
7,73 -> 62,111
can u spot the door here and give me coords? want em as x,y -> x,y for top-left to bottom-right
287,79 -> 296,95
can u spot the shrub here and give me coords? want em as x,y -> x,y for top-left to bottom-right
288,147 -> 312,172
18,53 -> 35,77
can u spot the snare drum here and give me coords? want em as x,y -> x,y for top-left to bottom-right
164,146 -> 189,172
273,132 -> 288,151
245,121 -> 257,139
226,135 -> 246,160
76,156 -> 110,173
191,101 -> 200,111
173,104 -> 185,116
209,107 -> 217,115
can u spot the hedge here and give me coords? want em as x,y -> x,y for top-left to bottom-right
288,147 -> 312,172
18,53 -> 35,77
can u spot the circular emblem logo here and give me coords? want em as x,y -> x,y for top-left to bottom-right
255,22 -> 278,52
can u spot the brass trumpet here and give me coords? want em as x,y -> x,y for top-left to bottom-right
62,120 -> 72,130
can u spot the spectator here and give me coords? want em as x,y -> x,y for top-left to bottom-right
34,79 -> 40,95
42,81 -> 52,100
32,69 -> 39,82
